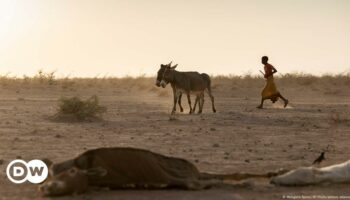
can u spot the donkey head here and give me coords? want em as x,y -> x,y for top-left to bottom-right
155,61 -> 172,87
160,64 -> 178,88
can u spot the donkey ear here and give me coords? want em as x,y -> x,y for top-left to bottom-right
171,64 -> 178,69
84,167 -> 107,177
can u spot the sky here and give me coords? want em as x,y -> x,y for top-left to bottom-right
0,0 -> 349,77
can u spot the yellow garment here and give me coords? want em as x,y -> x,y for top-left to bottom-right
261,76 -> 279,100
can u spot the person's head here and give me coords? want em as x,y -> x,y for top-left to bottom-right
261,56 -> 269,65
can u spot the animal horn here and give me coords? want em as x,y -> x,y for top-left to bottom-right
168,61 -> 173,66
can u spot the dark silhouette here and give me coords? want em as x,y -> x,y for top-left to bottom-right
257,56 -> 289,109
312,152 -> 325,165
40,147 -> 285,196
156,62 -> 187,112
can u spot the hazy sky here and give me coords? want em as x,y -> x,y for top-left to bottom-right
0,0 -> 349,77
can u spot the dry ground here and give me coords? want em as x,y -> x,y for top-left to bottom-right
0,75 -> 349,200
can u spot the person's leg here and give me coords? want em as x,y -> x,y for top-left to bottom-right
257,98 -> 266,109
277,93 -> 289,108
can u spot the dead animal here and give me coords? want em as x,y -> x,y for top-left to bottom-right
40,147 -> 282,196
271,159 -> 350,186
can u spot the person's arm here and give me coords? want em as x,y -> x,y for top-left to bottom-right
272,66 -> 278,74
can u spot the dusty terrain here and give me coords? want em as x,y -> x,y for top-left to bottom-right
0,75 -> 349,200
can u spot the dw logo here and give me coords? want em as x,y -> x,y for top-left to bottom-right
6,159 -> 48,184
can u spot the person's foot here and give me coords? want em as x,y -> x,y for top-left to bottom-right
284,99 -> 289,108
257,105 -> 263,109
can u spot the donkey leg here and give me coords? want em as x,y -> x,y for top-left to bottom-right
207,89 -> 216,113
178,93 -> 184,112
198,93 -> 204,114
172,89 -> 178,114
187,93 -> 193,114
193,96 -> 199,113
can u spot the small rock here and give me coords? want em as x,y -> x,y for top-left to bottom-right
213,143 -> 220,148
0,159 -> 4,165
245,159 -> 250,163
55,134 -> 61,138
210,128 -> 216,131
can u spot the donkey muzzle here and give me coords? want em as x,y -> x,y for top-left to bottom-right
160,80 -> 167,88
155,80 -> 161,87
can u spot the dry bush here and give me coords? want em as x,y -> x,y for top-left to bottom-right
54,95 -> 107,122
279,73 -> 317,86
34,70 -> 56,85
0,72 -> 349,93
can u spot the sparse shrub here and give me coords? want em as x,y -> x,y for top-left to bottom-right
55,95 -> 107,121
34,70 -> 56,85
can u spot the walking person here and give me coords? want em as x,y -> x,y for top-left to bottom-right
257,56 -> 289,109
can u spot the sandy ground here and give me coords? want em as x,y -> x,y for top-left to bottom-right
0,76 -> 349,200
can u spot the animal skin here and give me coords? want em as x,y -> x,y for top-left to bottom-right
39,147 -> 280,196
271,160 -> 350,186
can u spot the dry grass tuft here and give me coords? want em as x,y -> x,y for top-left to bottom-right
34,70 -> 56,85
54,95 -> 107,122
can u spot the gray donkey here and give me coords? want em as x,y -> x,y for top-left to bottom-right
156,62 -> 187,113
159,64 -> 216,114
156,62 -> 203,113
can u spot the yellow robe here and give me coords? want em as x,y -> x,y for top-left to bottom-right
261,76 -> 279,101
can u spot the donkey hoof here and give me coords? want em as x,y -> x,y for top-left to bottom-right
180,108 -> 184,112
213,109 -> 216,113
